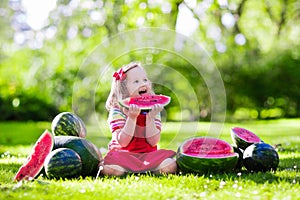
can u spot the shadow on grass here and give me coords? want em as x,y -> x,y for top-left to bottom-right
2,160 -> 299,187
179,169 -> 299,185
278,156 -> 299,171
1,146 -> 299,186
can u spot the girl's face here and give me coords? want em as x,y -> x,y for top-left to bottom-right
125,66 -> 151,97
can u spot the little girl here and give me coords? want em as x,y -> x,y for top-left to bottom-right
102,62 -> 177,176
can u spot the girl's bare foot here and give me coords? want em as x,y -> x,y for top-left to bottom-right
153,158 -> 177,174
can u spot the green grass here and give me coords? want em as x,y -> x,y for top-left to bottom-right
0,119 -> 299,199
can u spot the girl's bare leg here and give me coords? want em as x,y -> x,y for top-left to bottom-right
101,165 -> 127,176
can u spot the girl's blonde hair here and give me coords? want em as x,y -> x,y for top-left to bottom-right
106,62 -> 149,111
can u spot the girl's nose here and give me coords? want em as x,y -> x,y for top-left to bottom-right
139,81 -> 147,87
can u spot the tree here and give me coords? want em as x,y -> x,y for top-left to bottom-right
0,0 -> 300,121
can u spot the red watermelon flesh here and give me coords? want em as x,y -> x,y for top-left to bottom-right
119,94 -> 171,110
176,137 -> 239,173
14,130 -> 54,181
181,137 -> 234,156
232,127 -> 261,143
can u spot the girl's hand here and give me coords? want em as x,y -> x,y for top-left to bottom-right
123,104 -> 141,119
148,104 -> 163,119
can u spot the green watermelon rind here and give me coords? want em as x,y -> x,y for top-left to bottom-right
231,127 -> 262,150
13,130 -> 54,181
176,152 -> 239,174
176,137 -> 239,174
51,112 -> 87,138
119,95 -> 171,110
53,136 -> 102,177
243,143 -> 279,172
44,148 -> 82,179
233,146 -> 244,170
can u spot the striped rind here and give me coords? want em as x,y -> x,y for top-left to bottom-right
51,112 -> 86,138
53,136 -> 102,176
176,152 -> 238,174
44,148 -> 82,179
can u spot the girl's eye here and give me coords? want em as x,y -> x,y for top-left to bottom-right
134,80 -> 139,83
143,79 -> 148,82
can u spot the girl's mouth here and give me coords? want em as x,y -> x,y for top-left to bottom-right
138,89 -> 147,96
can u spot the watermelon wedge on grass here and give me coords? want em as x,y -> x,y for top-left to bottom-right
14,130 -> 54,181
119,94 -> 171,110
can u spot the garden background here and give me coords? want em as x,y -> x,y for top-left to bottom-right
1,0 -> 300,123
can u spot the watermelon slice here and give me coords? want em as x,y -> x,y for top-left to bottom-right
13,130 -> 54,181
119,94 -> 171,110
231,127 -> 262,150
176,137 -> 239,174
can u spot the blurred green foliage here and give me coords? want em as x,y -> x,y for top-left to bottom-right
0,0 -> 300,122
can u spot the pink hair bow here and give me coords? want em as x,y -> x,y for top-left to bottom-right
113,68 -> 126,81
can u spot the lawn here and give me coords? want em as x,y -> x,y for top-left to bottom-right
0,119 -> 299,199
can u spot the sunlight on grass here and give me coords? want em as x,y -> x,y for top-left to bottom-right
0,145 -> 32,157
0,119 -> 299,199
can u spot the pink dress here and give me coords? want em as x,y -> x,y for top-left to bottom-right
103,107 -> 176,172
